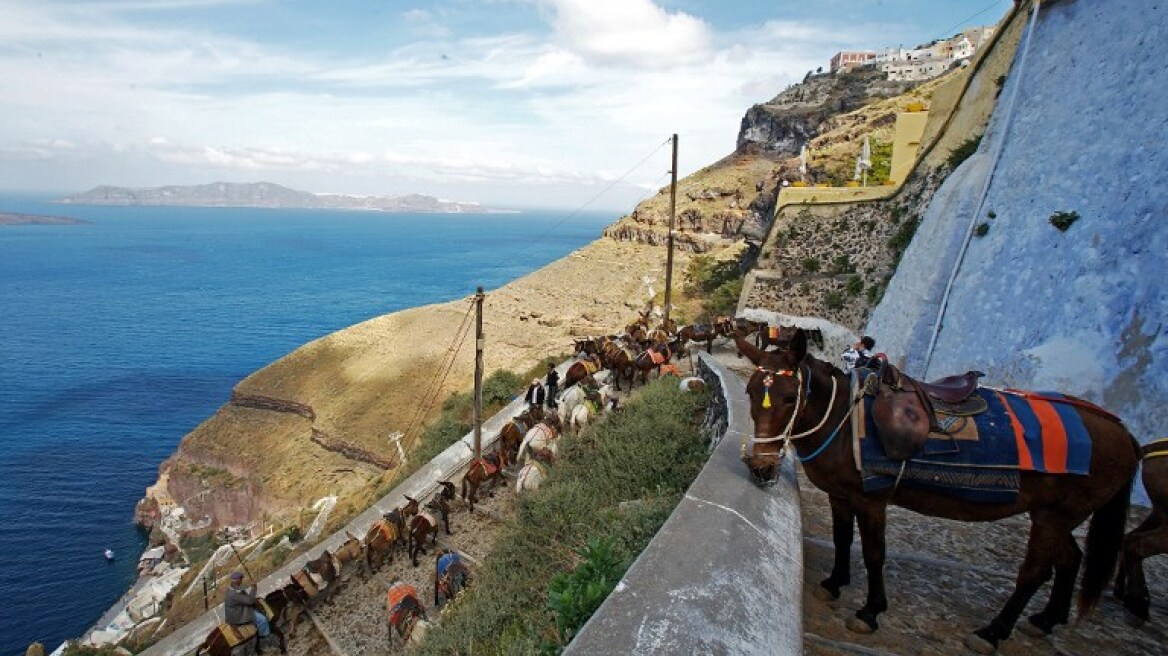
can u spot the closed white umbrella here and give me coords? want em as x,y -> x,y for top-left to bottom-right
858,134 -> 872,186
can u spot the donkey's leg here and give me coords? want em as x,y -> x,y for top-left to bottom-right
1114,512 -> 1157,602
965,514 -> 1060,654
1021,529 -> 1081,635
819,495 -> 855,600
1121,518 -> 1166,625
846,501 -> 888,634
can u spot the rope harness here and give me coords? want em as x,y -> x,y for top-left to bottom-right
742,366 -> 859,483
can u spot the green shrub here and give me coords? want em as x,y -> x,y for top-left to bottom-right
413,380 -> 708,655
802,257 -> 820,273
974,222 -> 989,237
483,369 -> 523,406
824,291 -> 845,310
868,138 -> 894,185
846,275 -> 863,296
182,532 -> 221,565
685,254 -> 742,318
1049,210 -> 1080,232
987,210 -> 997,219
947,134 -> 982,170
831,254 -> 853,274
547,537 -> 624,644
705,279 -> 743,317
888,214 -> 920,262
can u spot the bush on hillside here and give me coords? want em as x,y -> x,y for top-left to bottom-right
947,134 -> 982,170
412,379 -> 709,655
685,255 -> 743,319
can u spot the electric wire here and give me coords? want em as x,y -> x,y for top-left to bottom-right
397,137 -> 673,441
402,298 -> 476,440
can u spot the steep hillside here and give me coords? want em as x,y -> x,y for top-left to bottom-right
740,2 -> 1025,333
140,239 -> 691,538
603,69 -> 927,251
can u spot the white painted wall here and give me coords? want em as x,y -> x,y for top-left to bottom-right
867,0 -> 1167,502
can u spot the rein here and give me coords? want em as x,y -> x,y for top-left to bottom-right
748,365 -> 857,465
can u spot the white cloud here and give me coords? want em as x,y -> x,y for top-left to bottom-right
540,0 -> 713,68
0,0 -> 939,208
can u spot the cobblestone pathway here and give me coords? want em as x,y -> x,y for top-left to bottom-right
709,343 -> 1167,655
797,449 -> 1167,656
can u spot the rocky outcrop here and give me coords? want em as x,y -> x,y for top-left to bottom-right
607,71 -> 921,253
133,496 -> 162,531
229,392 -> 316,419
310,428 -> 398,469
737,69 -> 918,156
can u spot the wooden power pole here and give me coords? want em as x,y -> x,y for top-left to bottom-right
473,286 -> 484,460
663,134 -> 678,324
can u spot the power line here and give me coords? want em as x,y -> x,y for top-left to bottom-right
931,0 -> 1008,42
392,138 -> 674,444
402,298 -> 476,440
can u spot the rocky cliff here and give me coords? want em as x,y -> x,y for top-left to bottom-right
603,67 -> 924,254
737,68 -> 917,158
137,239 -> 690,542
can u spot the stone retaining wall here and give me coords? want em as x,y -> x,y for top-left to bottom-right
564,352 -> 803,655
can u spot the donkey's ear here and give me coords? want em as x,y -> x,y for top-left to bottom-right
790,329 -> 808,361
735,331 -> 765,365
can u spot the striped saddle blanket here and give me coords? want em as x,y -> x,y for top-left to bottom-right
856,386 -> 1097,503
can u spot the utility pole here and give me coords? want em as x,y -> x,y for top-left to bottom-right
663,134 -> 678,324
473,286 -> 484,460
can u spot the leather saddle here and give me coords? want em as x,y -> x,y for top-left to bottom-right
219,622 -> 257,647
868,363 -> 986,461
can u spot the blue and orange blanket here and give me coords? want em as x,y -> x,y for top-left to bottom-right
856,381 -> 1095,504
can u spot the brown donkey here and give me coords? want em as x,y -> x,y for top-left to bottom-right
1114,437 -> 1168,625
734,329 -> 1139,653
364,496 -> 420,573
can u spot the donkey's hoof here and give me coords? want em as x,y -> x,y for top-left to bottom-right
1124,609 -> 1147,628
812,586 -> 838,602
963,633 -> 997,654
845,616 -> 875,634
1016,620 -> 1047,638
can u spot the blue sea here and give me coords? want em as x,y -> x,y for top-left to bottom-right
0,196 -> 615,655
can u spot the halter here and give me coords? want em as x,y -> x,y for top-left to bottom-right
745,364 -> 855,467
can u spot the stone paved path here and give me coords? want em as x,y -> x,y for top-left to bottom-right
706,341 -> 1168,655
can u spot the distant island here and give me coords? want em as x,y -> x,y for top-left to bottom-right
58,182 -> 502,213
0,212 -> 90,226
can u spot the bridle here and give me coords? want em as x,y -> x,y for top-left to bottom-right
744,362 -> 856,480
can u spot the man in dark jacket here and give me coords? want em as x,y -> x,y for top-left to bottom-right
523,378 -> 545,410
225,571 -> 270,644
545,364 -> 560,409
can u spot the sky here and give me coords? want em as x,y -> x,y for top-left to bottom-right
0,0 -> 1010,211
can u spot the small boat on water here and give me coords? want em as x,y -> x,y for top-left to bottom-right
104,549 -> 115,561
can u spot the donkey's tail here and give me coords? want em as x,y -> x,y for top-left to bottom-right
1078,474 -> 1133,616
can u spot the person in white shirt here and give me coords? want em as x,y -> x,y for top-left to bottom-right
841,335 -> 876,374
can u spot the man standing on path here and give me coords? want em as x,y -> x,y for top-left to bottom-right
545,363 -> 560,409
523,378 -> 545,410
225,571 -> 270,651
